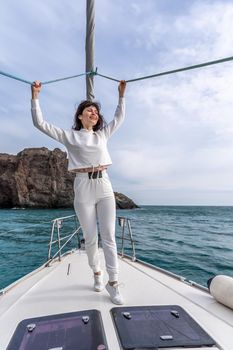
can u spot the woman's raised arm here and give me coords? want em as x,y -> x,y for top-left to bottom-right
30,80 -> 68,145
102,80 -> 126,139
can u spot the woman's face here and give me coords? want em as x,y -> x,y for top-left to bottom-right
79,105 -> 99,130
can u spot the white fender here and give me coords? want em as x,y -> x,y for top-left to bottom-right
209,275 -> 233,310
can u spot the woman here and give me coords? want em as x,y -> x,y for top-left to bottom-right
31,80 -> 126,304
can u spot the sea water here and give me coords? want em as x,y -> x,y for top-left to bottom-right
0,206 -> 232,290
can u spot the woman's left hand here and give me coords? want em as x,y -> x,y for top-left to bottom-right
118,80 -> 126,97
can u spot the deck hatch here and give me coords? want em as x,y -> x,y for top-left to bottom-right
111,305 -> 216,349
6,309 -> 108,350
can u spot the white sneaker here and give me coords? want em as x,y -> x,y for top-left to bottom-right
106,282 -> 124,305
94,272 -> 104,292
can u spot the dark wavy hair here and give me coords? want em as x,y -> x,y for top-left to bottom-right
73,100 -> 106,131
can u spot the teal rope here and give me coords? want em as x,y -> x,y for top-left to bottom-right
1,55 -> 233,86
125,55 -> 233,83
96,72 -> 120,82
0,70 -> 32,85
42,70 -> 96,85
0,70 -> 95,85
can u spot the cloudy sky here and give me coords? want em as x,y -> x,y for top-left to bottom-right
1,0 -> 233,205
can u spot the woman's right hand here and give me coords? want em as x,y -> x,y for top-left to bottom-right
31,80 -> 42,99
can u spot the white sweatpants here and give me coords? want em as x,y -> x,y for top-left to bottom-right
73,171 -> 119,282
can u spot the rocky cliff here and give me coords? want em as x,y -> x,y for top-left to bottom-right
0,148 -> 138,209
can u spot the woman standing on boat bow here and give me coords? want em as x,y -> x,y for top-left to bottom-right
31,80 -> 126,305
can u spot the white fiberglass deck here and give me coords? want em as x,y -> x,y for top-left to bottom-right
0,249 -> 232,349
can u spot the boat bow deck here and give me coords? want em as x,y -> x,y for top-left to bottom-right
0,249 -> 232,349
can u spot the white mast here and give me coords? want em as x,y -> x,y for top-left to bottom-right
85,0 -> 95,100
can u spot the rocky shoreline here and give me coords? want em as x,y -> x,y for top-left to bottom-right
0,148 -> 138,209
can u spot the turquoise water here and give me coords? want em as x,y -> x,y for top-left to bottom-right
0,206 -> 233,290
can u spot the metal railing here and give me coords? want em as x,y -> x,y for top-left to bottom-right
46,214 -> 137,266
117,216 -> 136,261
46,214 -> 82,266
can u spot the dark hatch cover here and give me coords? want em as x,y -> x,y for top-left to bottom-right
111,305 -> 216,349
7,309 -> 108,350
